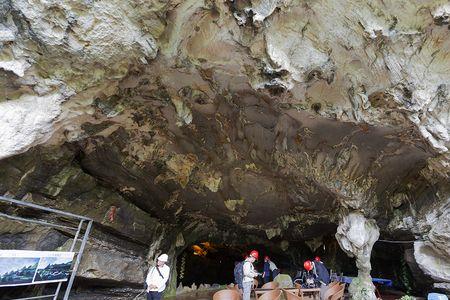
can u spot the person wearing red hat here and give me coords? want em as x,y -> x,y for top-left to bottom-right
304,260 -> 313,272
242,250 -> 261,300
263,256 -> 279,283
303,260 -> 316,288
313,256 -> 330,285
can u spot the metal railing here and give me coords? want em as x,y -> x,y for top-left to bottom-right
0,196 -> 94,300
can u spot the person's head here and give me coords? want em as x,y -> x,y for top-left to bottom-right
264,256 -> 270,262
314,256 -> 321,262
303,260 -> 313,271
157,253 -> 168,267
249,250 -> 259,262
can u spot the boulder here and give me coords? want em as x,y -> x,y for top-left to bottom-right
414,242 -> 450,286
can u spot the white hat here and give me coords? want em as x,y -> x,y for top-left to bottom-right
157,254 -> 168,262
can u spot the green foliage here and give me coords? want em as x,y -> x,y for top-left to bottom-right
399,295 -> 414,300
399,256 -> 414,294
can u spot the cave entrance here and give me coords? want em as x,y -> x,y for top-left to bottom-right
371,241 -> 425,296
176,242 -> 302,287
175,235 -> 360,288
177,242 -> 244,287
174,236 -> 419,295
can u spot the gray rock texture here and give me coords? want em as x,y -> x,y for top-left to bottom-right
62,238 -> 148,285
413,198 -> 450,286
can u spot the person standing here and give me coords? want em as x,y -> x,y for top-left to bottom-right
234,260 -> 244,289
268,257 -> 279,279
243,250 -> 260,300
263,256 -> 271,283
146,253 -> 170,300
313,256 -> 330,285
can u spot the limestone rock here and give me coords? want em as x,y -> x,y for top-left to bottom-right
0,93 -> 64,159
414,241 -> 450,284
336,212 -> 379,300
433,283 -> 450,293
0,217 -> 69,251
414,201 -> 450,289
0,0 -> 162,158
1,0 -> 450,295
62,238 -> 147,285
427,201 -> 450,259
305,236 -> 323,252
224,199 -> 244,212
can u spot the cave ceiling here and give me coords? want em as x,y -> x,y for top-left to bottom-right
1,0 -> 449,243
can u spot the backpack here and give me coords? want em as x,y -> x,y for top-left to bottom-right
234,261 -> 244,288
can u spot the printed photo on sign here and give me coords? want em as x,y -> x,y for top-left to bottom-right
0,250 -> 75,287
35,256 -> 73,282
0,257 -> 39,286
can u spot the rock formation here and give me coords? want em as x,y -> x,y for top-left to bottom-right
413,198 -> 450,288
336,212 -> 379,299
1,0 -> 450,297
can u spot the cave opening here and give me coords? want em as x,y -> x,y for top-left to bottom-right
177,242 -> 243,287
175,234 -> 362,288
174,234 -> 423,296
371,241 -> 426,296
175,241 -> 310,288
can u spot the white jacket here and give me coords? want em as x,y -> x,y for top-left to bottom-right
146,264 -> 170,292
243,259 -> 259,283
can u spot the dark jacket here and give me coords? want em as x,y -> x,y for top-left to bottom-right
314,262 -> 330,284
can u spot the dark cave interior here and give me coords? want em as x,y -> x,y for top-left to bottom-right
174,235 -> 420,294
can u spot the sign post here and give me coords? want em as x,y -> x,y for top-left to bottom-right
0,196 -> 93,300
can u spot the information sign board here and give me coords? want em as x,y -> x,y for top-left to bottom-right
0,250 -> 75,287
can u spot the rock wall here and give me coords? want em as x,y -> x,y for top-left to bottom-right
413,196 -> 450,289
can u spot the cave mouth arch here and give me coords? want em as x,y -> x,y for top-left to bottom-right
174,234 -> 360,288
173,233 -> 421,296
176,242 -> 244,287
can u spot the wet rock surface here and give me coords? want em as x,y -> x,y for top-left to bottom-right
1,0 -> 450,297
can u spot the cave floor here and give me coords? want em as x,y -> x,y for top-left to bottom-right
70,290 -> 328,300
166,290 -> 416,300
168,293 -> 412,300
68,290 -> 418,300
165,290 -> 217,300
68,287 -> 415,299
166,290 -> 338,299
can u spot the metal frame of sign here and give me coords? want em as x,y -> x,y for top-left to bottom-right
0,196 -> 93,300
